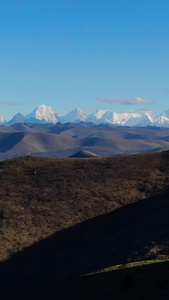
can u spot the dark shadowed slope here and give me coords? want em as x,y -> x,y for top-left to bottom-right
0,131 -> 79,155
1,189 -> 169,299
0,132 -> 25,152
25,260 -> 169,300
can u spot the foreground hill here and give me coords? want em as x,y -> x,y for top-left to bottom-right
1,190 -> 169,299
1,151 -> 169,298
23,260 -> 169,299
1,151 -> 169,261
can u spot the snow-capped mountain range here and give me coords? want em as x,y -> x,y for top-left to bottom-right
1,104 -> 169,127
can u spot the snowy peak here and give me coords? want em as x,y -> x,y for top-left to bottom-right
3,104 -> 169,127
61,108 -> 87,123
113,112 -> 141,125
113,112 -> 154,126
87,110 -> 111,123
87,110 -> 154,126
26,104 -> 60,124
163,109 -> 169,117
154,109 -> 169,127
0,115 -> 5,124
93,109 -> 110,119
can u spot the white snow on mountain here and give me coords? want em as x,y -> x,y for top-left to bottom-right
87,110 -> 154,126
154,109 -> 169,127
61,108 -> 87,123
3,104 -> 169,127
25,104 -> 60,124
113,112 -> 154,126
0,115 -> 5,124
87,110 -> 111,123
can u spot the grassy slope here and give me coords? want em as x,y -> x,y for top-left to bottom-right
1,151 -> 169,261
1,151 -> 169,298
1,190 -> 169,299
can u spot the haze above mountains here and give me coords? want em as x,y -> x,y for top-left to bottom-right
1,104 -> 169,127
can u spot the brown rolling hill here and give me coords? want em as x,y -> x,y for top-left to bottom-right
0,131 -> 79,155
1,124 -> 169,161
69,150 -> 101,158
1,151 -> 169,298
1,150 -> 169,261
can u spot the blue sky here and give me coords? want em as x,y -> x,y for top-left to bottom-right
0,0 -> 169,120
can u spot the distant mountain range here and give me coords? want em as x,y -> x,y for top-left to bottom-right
1,104 -> 169,127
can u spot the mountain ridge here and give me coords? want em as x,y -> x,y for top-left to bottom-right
2,104 -> 169,127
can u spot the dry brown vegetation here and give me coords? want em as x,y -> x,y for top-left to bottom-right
1,151 -> 169,298
1,150 -> 169,262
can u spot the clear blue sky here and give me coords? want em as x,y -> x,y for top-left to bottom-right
0,0 -> 169,120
